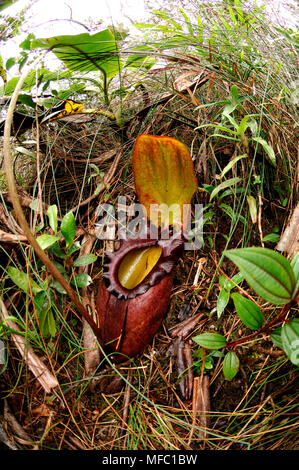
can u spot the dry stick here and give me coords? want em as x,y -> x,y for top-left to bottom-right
121,369 -> 132,445
2,53 -> 101,340
80,234 -> 100,387
188,375 -> 210,446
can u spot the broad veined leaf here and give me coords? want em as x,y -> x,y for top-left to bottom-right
225,247 -> 296,305
231,292 -> 264,330
118,246 -> 162,289
132,134 -> 198,227
32,30 -> 120,78
7,266 -> 43,295
223,351 -> 239,381
192,332 -> 226,350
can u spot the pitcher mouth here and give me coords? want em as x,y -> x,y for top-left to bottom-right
101,231 -> 185,300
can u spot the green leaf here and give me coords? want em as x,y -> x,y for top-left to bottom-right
231,293 -> 264,330
51,279 -> 67,294
217,288 -> 230,319
61,211 -> 76,247
223,351 -> 239,380
71,273 -> 92,288
66,241 -> 81,256
210,177 -> 241,201
72,254 -> 98,267
47,242 -> 66,259
193,332 -> 226,350
17,94 -> 36,108
291,252 -> 299,297
47,205 -> 58,234
36,234 -> 60,250
34,291 -> 48,312
219,272 -> 244,291
6,57 -> 16,70
262,233 -> 280,243
39,308 -> 56,337
220,154 -> 247,179
0,0 -> 19,12
224,247 -> 295,305
270,327 -> 283,349
7,267 -> 42,295
32,30 -> 120,78
246,195 -> 257,224
281,319 -> 299,366
252,137 -> 276,167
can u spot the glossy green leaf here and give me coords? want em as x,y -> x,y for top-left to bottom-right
61,211 -> 76,247
223,351 -> 239,380
7,266 -> 42,295
66,241 -> 81,256
193,332 -> 226,350
231,293 -> 264,330
219,272 -> 244,291
132,134 -> 197,228
72,254 -> 98,267
71,273 -> 92,288
217,288 -> 230,319
224,247 -> 295,305
47,205 -> 58,234
36,234 -> 60,250
281,319 -> 299,366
